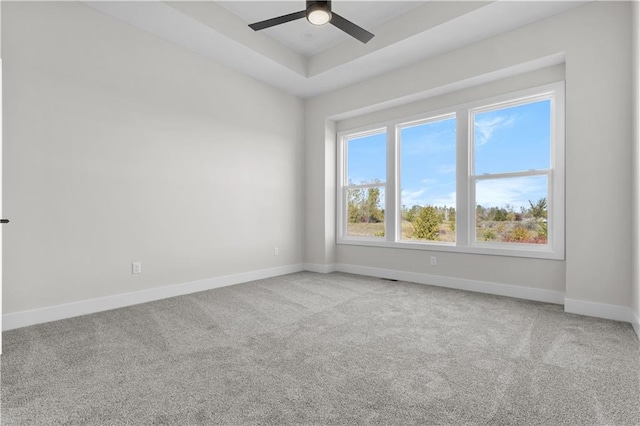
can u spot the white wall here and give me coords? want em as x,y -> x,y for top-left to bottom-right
632,0 -> 640,337
2,2 -> 304,315
305,2 -> 634,316
2,1 -> 636,332
0,1 -> 3,345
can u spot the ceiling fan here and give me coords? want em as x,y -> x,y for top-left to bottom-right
248,0 -> 374,44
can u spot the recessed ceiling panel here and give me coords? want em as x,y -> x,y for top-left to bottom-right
217,1 -> 426,56
88,1 -> 587,98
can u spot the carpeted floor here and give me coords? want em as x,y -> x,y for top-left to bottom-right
1,272 -> 639,425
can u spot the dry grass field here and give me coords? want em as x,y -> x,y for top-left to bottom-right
346,222 -> 385,237
347,221 -> 455,242
347,220 -> 545,244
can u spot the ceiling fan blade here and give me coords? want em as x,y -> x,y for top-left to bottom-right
249,10 -> 307,31
330,12 -> 374,44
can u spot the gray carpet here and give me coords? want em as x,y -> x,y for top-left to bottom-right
1,272 -> 639,425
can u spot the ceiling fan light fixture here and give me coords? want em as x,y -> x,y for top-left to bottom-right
306,3 -> 331,26
248,1 -> 374,44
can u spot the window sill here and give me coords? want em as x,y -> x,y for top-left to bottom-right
336,238 -> 564,260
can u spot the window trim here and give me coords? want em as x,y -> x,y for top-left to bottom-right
338,127 -> 388,242
336,81 -> 565,260
396,112 -> 457,245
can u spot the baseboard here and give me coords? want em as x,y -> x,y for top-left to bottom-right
302,263 -> 337,273
334,264 -> 640,329
4,262 -> 636,339
334,263 -> 565,305
2,264 -> 304,331
564,298 -> 637,326
632,310 -> 640,340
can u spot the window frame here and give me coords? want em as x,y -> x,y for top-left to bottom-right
396,112 -> 458,246
337,127 -> 389,242
336,82 -> 565,260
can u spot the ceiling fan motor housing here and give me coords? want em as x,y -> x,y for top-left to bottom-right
306,0 -> 331,10
306,1 -> 332,26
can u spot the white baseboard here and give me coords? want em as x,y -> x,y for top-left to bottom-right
334,263 -> 565,305
4,261 -> 637,340
302,263 -> 336,274
2,264 -> 304,331
335,264 -> 639,330
632,310 -> 640,340
564,298 -> 637,326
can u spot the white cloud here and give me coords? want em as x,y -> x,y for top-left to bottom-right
401,187 -> 456,208
476,177 -> 546,210
474,115 -> 515,146
401,127 -> 456,155
425,191 -> 457,208
401,188 -> 426,207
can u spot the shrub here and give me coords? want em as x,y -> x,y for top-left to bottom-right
494,208 -> 508,221
483,229 -> 497,241
510,226 -> 530,242
413,206 -> 442,240
537,221 -> 548,240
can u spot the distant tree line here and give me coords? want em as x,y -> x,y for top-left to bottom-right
476,198 -> 547,223
348,181 -> 384,224
347,182 -> 548,244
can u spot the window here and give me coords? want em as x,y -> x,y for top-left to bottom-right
337,82 -> 564,259
343,129 -> 386,239
399,115 -> 456,243
471,98 -> 552,246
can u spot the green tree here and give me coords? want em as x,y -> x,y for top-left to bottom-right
347,180 -> 384,224
528,197 -> 548,241
348,188 -> 364,223
406,205 -> 422,222
493,208 -> 508,221
413,206 -> 442,240
528,198 -> 547,220
363,187 -> 384,223
476,204 -> 486,221
448,207 -> 456,232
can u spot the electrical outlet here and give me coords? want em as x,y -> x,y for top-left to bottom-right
132,261 -> 142,274
430,256 -> 437,266
274,247 -> 279,256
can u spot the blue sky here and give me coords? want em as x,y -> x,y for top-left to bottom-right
347,99 -> 550,211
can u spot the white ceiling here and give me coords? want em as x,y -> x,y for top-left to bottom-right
86,1 -> 587,99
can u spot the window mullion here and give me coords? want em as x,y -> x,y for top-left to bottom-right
385,125 -> 396,242
337,136 -> 347,240
456,108 -> 470,247
550,86 -> 565,255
